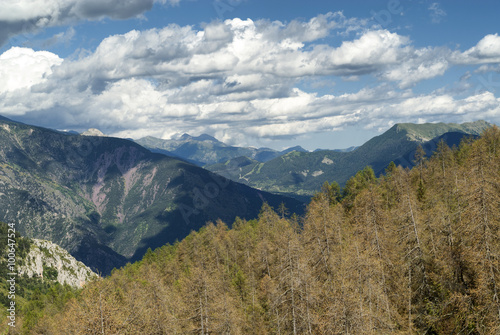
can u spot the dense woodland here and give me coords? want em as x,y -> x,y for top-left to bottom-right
7,127 -> 500,334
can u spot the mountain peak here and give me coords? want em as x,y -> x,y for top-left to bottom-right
81,128 -> 106,137
179,133 -> 192,140
281,146 -> 308,154
179,133 -> 220,143
392,120 -> 492,143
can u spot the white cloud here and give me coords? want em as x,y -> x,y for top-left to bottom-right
246,114 -> 359,138
0,0 -> 171,46
1,14 -> 500,146
0,47 -> 62,93
256,12 -> 339,43
475,64 -> 500,73
455,34 -> 500,64
381,47 -> 449,88
328,30 -> 408,70
475,34 -> 500,58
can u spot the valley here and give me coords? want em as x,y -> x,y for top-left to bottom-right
14,124 -> 500,334
0,116 -> 303,275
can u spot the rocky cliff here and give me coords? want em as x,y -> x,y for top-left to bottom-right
19,239 -> 98,288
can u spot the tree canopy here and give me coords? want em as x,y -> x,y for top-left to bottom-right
10,126 -> 500,334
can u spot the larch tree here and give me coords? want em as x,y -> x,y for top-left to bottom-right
460,127 -> 500,332
350,184 -> 400,332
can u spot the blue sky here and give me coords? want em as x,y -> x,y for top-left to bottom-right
0,0 -> 499,150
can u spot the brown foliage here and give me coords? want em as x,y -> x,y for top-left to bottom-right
28,128 -> 500,334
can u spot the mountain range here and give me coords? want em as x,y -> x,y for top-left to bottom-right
0,116 -> 303,275
28,126 -> 500,334
205,121 -> 491,200
0,116 -> 492,275
90,120 -> 492,202
135,134 -> 313,166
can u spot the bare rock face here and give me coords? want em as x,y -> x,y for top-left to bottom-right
19,239 -> 98,288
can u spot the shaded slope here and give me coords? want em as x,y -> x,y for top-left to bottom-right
0,118 -> 304,274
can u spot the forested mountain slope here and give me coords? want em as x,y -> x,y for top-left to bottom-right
23,127 -> 500,334
206,120 -> 491,200
0,116 -> 303,275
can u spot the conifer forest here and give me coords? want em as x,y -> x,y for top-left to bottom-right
8,128 -> 500,334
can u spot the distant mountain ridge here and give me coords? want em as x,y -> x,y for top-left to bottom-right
135,134 -> 311,166
206,121 -> 492,200
394,121 -> 491,142
179,133 -> 220,142
0,117 -> 303,275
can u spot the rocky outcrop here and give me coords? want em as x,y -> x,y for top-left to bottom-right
19,239 -> 98,288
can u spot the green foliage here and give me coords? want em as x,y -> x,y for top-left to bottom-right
342,165 -> 377,208
231,268 -> 246,297
385,160 -> 397,175
417,179 -> 426,201
312,181 -> 341,205
43,264 -> 58,281
142,247 -> 157,264
39,246 -> 51,259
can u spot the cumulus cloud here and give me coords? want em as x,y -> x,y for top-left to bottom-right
0,0 -> 171,46
457,34 -> 500,64
0,47 -> 62,93
1,13 -> 500,146
380,47 -> 449,88
47,19 -> 415,89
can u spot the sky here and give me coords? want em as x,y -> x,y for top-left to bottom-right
0,0 -> 500,150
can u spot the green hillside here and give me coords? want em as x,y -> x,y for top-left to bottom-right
395,120 -> 491,141
206,121 -> 492,199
